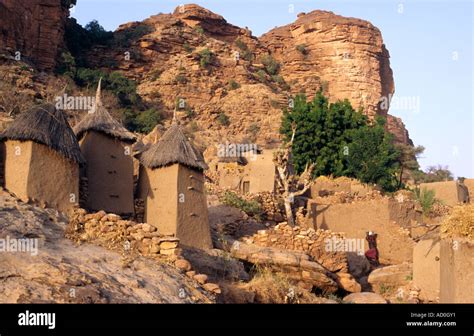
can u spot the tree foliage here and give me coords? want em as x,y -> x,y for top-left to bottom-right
345,117 -> 400,191
281,92 -> 401,191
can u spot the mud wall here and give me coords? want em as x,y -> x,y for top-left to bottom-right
308,198 -> 418,264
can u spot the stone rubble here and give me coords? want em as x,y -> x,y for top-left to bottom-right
66,208 -> 221,295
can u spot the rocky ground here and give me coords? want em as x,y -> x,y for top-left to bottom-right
0,189 -> 214,303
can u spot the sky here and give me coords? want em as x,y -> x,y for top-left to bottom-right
71,0 -> 474,178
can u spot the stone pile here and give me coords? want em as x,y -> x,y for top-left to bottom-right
67,209 -> 180,257
249,191 -> 285,222
242,222 -> 348,274
66,209 -> 222,295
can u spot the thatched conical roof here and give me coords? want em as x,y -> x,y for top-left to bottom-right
73,78 -> 136,142
0,103 -> 85,164
140,120 -> 208,171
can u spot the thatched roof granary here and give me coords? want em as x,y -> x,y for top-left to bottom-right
74,78 -> 136,143
0,103 -> 84,164
73,79 -> 136,215
138,118 -> 212,249
140,122 -> 208,171
0,103 -> 82,211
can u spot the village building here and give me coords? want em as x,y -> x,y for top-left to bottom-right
419,180 -> 470,206
216,148 -> 277,194
138,117 -> 212,250
0,103 -> 84,212
73,79 -> 136,215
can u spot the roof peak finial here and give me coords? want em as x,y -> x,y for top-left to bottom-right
172,107 -> 178,124
95,77 -> 103,107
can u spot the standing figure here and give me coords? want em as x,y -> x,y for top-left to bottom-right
365,231 -> 380,267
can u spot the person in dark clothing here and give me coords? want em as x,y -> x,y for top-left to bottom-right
365,231 -> 380,267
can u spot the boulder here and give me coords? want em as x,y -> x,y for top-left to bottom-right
193,274 -> 208,285
337,273 -> 361,293
368,263 -> 413,292
175,259 -> 192,272
343,292 -> 387,304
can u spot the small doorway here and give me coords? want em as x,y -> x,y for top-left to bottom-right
242,181 -> 250,194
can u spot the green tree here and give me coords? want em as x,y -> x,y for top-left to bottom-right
395,144 -> 425,188
281,92 -> 401,191
280,91 -> 366,176
84,20 -> 113,45
345,117 -> 400,191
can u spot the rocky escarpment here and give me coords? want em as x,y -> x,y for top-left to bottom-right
83,4 -> 411,146
0,0 -> 72,71
0,2 -> 412,146
260,10 -> 394,120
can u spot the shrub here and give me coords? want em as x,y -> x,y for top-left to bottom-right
256,69 -> 267,83
198,48 -> 213,68
261,54 -> 280,75
272,75 -> 290,90
183,42 -> 194,53
414,187 -> 436,215
221,191 -> 263,218
235,38 -> 248,51
247,123 -> 260,141
217,111 -> 230,126
296,44 -> 308,55
194,25 -> 204,35
74,69 -> 140,107
185,108 -> 195,119
175,73 -> 188,84
133,108 -> 161,133
84,20 -> 114,45
114,24 -> 153,47
56,51 -> 76,78
270,100 -> 281,109
188,121 -> 200,133
228,80 -> 240,90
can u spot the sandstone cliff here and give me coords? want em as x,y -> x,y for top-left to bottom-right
0,2 -> 412,146
260,10 -> 394,120
0,0 -> 72,71
84,4 -> 410,145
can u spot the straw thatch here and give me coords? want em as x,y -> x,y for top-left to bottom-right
73,79 -> 136,143
140,122 -> 208,171
0,103 -> 85,164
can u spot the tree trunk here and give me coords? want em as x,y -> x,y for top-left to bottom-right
284,197 -> 295,226
398,166 -> 404,188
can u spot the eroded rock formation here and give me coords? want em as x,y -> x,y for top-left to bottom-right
0,0 -> 72,71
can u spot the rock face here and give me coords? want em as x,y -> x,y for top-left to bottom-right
83,4 -> 412,146
260,10 -> 394,120
0,3 -> 412,145
368,263 -> 413,293
387,115 -> 414,146
0,0 -> 71,71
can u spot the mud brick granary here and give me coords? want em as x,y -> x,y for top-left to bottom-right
74,79 -> 136,215
138,115 -> 212,249
0,103 -> 84,211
